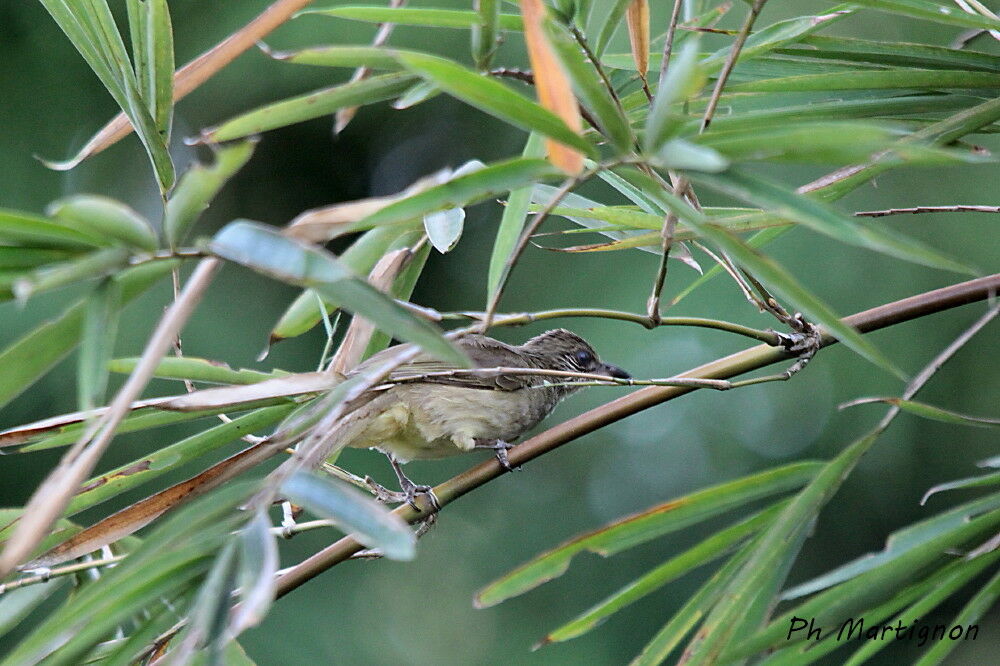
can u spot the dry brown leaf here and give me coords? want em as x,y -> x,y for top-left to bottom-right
286,170 -> 445,241
626,0 -> 650,83
519,0 -> 584,174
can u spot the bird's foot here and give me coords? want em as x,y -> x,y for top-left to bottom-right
474,439 -> 517,472
366,475 -> 440,513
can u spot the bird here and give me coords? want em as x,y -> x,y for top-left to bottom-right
333,328 -> 630,508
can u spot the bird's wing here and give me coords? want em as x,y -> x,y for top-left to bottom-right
353,335 -> 541,391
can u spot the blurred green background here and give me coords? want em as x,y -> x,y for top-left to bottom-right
1,1 -> 997,663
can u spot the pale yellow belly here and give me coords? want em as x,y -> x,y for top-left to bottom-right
344,384 -> 555,462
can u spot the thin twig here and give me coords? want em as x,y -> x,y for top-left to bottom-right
855,205 -> 1000,217
0,555 -> 126,593
701,0 -> 767,132
271,274 -> 1000,596
657,0 -> 685,87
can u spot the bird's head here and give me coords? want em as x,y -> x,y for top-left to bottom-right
521,329 -> 630,381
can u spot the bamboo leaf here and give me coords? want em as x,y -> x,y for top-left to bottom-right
12,247 -> 131,303
424,207 -> 465,253
0,259 -> 175,409
689,169 -> 977,276
395,47 -> 595,162
360,157 -> 560,229
77,279 -> 120,411
108,356 -> 276,385
542,501 -> 787,646
644,39 -> 705,152
543,18 -> 633,153
593,0 -> 633,57
301,6 -> 524,30
47,195 -> 158,251
231,510 -> 279,634
0,208 -> 105,250
922,473 -> 1000,506
199,73 -> 418,143
845,0 -> 1000,30
914,565 -> 1000,665
842,397 -> 1000,427
283,471 -> 416,560
266,44 -> 407,70
488,133 -> 545,298
474,462 -> 821,608
126,0 -> 174,138
655,139 -> 729,172
164,139 -> 256,247
727,69 -> 1000,93
625,0 -> 649,82
211,221 -> 470,367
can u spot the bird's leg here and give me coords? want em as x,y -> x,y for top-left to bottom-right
365,453 -> 439,512
474,438 -> 516,472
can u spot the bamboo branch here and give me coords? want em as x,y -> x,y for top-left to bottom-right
272,273 -> 1000,596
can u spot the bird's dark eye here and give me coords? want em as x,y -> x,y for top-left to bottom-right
574,349 -> 594,366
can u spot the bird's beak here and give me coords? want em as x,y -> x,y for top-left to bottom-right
601,363 -> 630,380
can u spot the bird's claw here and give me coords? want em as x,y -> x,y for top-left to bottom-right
365,475 -> 439,512
475,439 -> 517,472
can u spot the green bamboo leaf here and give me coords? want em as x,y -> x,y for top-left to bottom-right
300,6 -> 524,30
283,471 -> 416,560
781,491 -> 1000,601
780,35 -> 1000,72
474,462 -> 822,608
126,0 -> 174,137
267,44 -> 407,70
231,510 -> 278,634
471,0 -> 500,69
396,52 -> 597,158
2,481 -> 255,666
914,565 -> 1000,665
47,195 -> 158,251
543,18 -> 633,153
689,169 -> 976,275
77,279 -> 120,411
488,133 -> 545,298
542,501 -> 787,645
211,221 -> 469,367
0,208 -> 105,250
109,356 -> 276,385
164,139 -> 256,247
37,0 -> 175,192
644,39 -> 705,151
614,168 -> 901,375
630,537 -> 761,666
0,577 -> 69,640
593,0 -> 633,56
843,397 -> 1000,427
362,158 -> 559,231
12,247 -> 131,303
0,247 -> 76,270
64,406 -> 293,518
200,72 -> 417,143
270,226 -> 408,343
655,139 -> 729,172
392,80 -> 440,109
0,259 -> 176,409
845,0 -> 1000,30
922,473 -> 1000,506
730,506 -> 1000,661
728,69 -> 1000,93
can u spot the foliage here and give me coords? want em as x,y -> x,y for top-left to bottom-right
0,0 -> 998,664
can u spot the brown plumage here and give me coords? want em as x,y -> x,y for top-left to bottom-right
332,329 -> 629,504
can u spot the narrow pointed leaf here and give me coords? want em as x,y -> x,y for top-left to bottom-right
690,169 -> 977,275
301,6 -> 524,29
625,0 -> 649,81
283,471 -> 416,560
488,132 -> 545,297
593,0 -> 633,57
475,462 -> 821,608
472,0 -> 501,69
400,50 -> 593,157
231,510 -> 279,634
0,208 -> 105,250
109,356 -> 276,385
844,0 -> 1000,30
424,208 -> 465,253
164,139 -> 256,247
13,247 -> 131,303
211,221 -> 469,367
0,259 -> 176,409
200,73 -> 417,143
922,472 -> 1000,506
543,18 -> 633,153
644,40 -> 705,152
843,397 -> 1000,427
47,195 -> 158,251
77,279 -> 120,411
